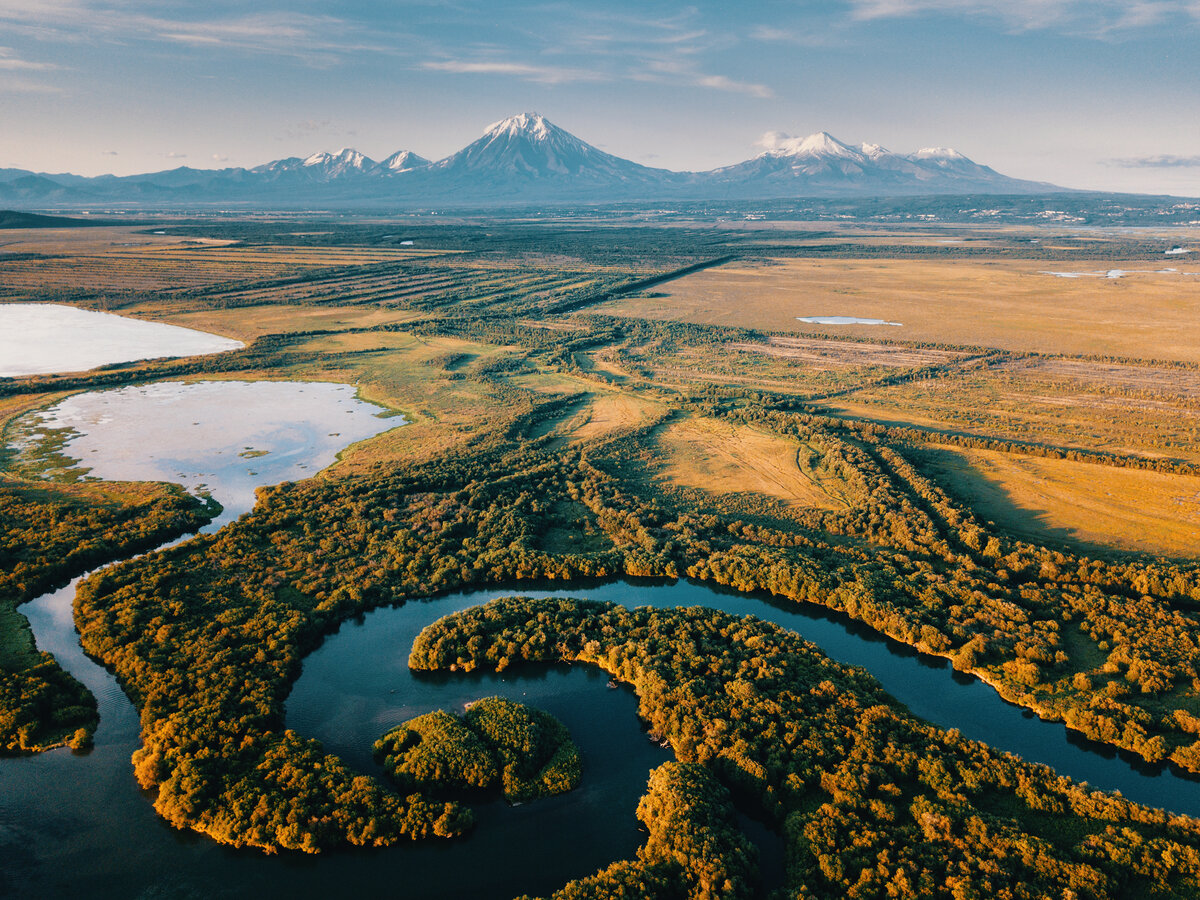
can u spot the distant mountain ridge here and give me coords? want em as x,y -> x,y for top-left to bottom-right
0,113 -> 1065,208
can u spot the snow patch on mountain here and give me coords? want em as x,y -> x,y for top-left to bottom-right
380,150 -> 431,173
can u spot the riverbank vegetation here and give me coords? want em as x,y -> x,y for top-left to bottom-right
417,596 -> 1200,899
4,217 -> 1200,880
0,473 -> 212,752
517,761 -> 757,900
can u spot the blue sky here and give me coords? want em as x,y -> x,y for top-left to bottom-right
2,1 -> 1198,195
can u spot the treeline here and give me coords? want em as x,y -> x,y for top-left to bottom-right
0,476 -> 212,754
516,762 -> 757,900
0,651 -> 96,754
0,477 -> 211,605
415,596 -> 1200,900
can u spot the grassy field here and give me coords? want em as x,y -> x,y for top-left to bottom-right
651,416 -> 845,510
826,364 -> 1200,464
145,304 -> 425,342
916,444 -> 1200,558
0,233 -> 452,297
595,256 -> 1200,362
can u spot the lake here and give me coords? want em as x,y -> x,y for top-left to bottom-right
0,303 -> 242,377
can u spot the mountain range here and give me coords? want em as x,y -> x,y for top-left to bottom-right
0,113 -> 1064,208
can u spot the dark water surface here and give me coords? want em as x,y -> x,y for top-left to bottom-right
4,386 -> 1200,899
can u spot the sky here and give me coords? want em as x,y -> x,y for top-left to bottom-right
1,0 -> 1198,196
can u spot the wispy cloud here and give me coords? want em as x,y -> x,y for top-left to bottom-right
845,0 -> 1197,35
150,12 -> 381,64
635,58 -> 773,98
748,24 -> 847,47
0,3 -> 395,65
513,6 -> 768,96
0,46 -> 58,70
165,151 -> 187,159
1109,154 -> 1200,168
422,59 -> 606,84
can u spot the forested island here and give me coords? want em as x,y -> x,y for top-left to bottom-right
374,697 -> 581,802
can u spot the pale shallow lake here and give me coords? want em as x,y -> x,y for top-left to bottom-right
797,315 -> 902,326
1041,267 -> 1192,279
13,379 -> 401,529
0,303 -> 242,377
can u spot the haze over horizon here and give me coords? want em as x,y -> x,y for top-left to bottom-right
3,1 -> 1198,197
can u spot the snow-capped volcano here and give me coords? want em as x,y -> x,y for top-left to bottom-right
431,113 -> 676,191
1,116 -> 1064,207
704,129 -> 1048,196
770,131 -> 864,161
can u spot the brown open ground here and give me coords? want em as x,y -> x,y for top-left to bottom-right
730,335 -> 967,369
152,304 -> 425,343
652,416 -> 845,510
565,393 -> 662,445
0,225 -> 234,255
918,445 -> 1200,558
593,257 -> 1200,362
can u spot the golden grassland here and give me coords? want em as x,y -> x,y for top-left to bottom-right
595,257 -> 1200,362
917,445 -> 1200,559
0,238 -> 453,296
0,225 -> 235,255
2,224 -> 1196,592
830,369 -> 1200,464
245,313 -> 1200,561
729,335 -> 967,369
651,416 -> 845,510
554,392 -> 665,446
274,331 -> 523,471
149,304 -> 425,342
6,223 -> 1196,559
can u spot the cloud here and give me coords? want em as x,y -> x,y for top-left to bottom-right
695,73 -> 773,98
636,59 -> 773,98
748,24 -> 845,47
421,59 -> 606,84
212,153 -> 230,162
844,0 -> 1197,35
100,149 -> 118,156
0,4 -> 395,66
0,46 -> 58,70
757,131 -> 796,152
1109,154 -> 1200,168
165,151 -> 187,159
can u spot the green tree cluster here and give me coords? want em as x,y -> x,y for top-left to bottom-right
373,697 -> 581,802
